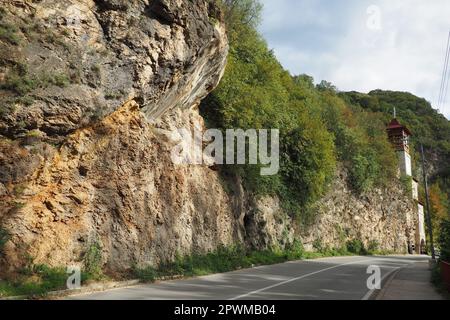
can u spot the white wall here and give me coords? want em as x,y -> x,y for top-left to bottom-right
398,151 -> 412,177
418,204 -> 426,242
412,180 -> 419,200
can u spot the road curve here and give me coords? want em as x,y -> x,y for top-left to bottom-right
69,255 -> 429,300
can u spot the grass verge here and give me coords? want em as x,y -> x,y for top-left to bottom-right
132,241 -> 388,283
0,264 -> 105,299
0,240 -> 397,297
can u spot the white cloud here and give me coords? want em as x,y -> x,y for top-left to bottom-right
259,0 -> 450,119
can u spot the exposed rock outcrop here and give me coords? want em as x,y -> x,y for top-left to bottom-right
1,102 -> 244,271
0,0 -> 231,272
244,169 -> 416,254
300,169 -> 416,253
0,0 -> 227,141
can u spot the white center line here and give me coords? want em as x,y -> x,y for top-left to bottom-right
229,258 -> 371,300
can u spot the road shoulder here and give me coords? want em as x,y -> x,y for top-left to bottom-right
376,260 -> 445,300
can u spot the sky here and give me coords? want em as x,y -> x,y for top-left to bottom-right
258,0 -> 450,119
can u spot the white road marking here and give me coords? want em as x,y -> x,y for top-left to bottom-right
229,258 -> 371,300
361,263 -> 409,300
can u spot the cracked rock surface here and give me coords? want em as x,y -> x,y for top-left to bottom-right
0,0 -> 231,272
0,0 -> 227,141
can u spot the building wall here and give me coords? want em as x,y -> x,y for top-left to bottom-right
398,151 -> 412,177
412,180 -> 419,200
417,204 -> 426,253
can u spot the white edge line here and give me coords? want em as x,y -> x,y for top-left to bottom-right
229,258 -> 370,300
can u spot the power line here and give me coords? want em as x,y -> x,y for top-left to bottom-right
443,36 -> 450,110
438,32 -> 450,108
438,31 -> 450,108
438,31 -> 450,110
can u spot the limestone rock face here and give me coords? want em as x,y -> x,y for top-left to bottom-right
245,169 -> 416,254
0,0 -> 231,272
299,169 -> 417,253
0,0 -> 227,141
1,102 -> 243,271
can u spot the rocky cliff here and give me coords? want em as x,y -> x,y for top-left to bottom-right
244,168 -> 417,254
1,0 -> 416,275
0,0 -> 232,272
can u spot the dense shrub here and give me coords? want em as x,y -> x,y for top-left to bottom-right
346,239 -> 367,255
83,241 -> 103,278
439,220 -> 450,263
0,261 -> 107,298
430,183 -> 450,244
0,21 -> 20,45
367,240 -> 380,254
0,264 -> 68,297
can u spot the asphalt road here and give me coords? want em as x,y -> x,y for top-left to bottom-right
69,255 -> 429,300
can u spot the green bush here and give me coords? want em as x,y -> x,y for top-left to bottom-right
0,62 -> 70,95
15,96 -> 35,107
284,240 -> 305,260
346,239 -> 367,255
200,1 -> 336,217
439,220 -> 450,263
46,73 -> 70,87
400,175 -> 413,197
323,103 -> 398,193
83,241 -> 103,278
341,90 -> 450,203
0,103 -> 14,117
0,264 -> 67,297
1,72 -> 39,95
32,264 -> 67,289
312,239 -> 324,253
133,265 -> 157,283
0,22 -> 21,45
367,240 -> 380,254
134,241 -> 336,282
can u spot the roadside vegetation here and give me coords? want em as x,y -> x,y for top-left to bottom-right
0,263 -> 105,298
0,240 -> 107,298
133,240 -> 391,283
0,7 -> 20,45
0,237 -> 390,297
439,220 -> 450,263
431,219 -> 450,298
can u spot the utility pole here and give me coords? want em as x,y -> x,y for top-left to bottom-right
420,144 -> 436,260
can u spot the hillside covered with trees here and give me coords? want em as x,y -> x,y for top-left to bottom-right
201,0 -> 450,228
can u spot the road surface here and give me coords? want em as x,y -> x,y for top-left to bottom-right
69,255 -> 429,300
